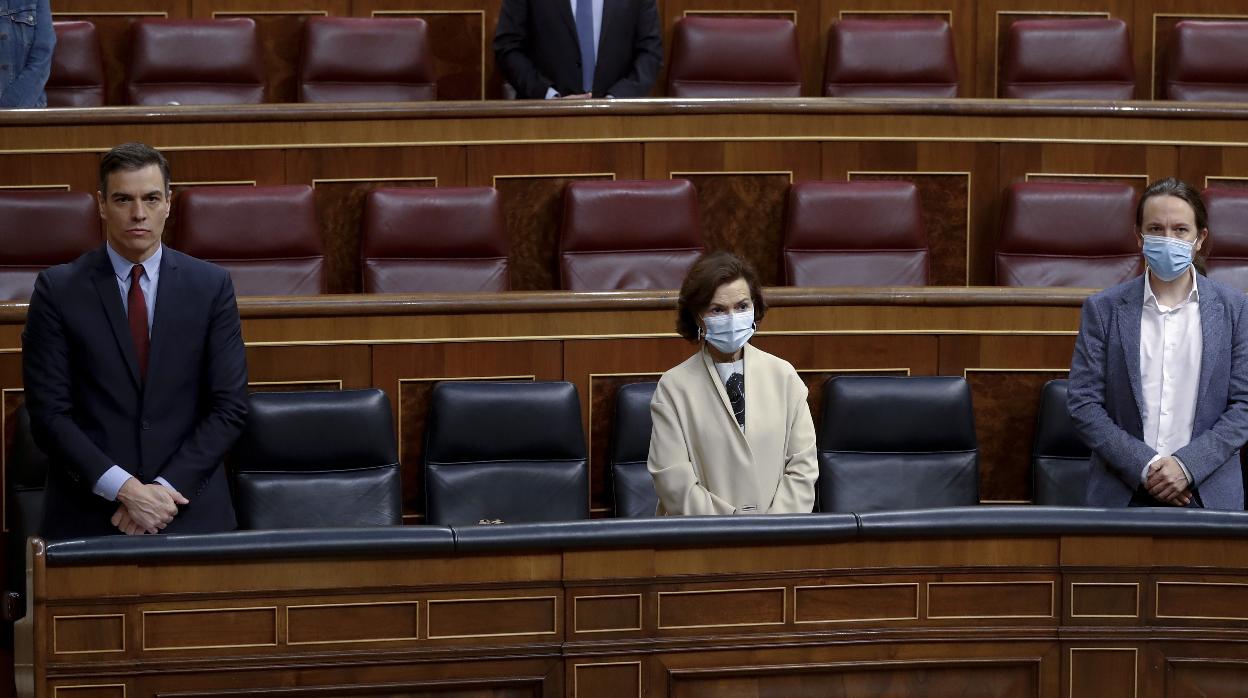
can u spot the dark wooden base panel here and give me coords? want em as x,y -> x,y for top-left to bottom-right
16,518 -> 1248,698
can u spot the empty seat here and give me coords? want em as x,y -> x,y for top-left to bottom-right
1165,21 -> 1248,102
46,21 -> 106,107
818,376 -> 979,512
667,16 -> 801,97
126,18 -> 265,105
0,191 -> 101,301
230,389 -> 401,529
1000,18 -> 1134,99
560,179 -> 702,290
299,17 -> 436,103
4,405 -> 50,621
361,187 -> 508,293
783,181 -> 929,286
824,18 -> 958,98
608,382 -> 659,518
1032,379 -> 1091,506
1202,186 -> 1248,290
996,181 -> 1142,287
174,185 -> 324,295
423,381 -> 588,526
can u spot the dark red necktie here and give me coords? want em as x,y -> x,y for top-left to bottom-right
128,265 -> 149,379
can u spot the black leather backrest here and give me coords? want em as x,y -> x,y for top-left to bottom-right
817,376 -> 979,512
6,405 -> 48,620
608,382 -> 658,517
424,382 -> 588,526
1032,379 -> 1092,506
231,390 -> 401,529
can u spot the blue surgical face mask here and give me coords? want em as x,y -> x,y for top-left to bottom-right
703,308 -> 755,355
1142,234 -> 1195,282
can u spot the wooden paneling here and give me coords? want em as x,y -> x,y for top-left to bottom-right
1069,647 -> 1136,698
669,660 -> 1043,698
286,600 -> 420,644
52,615 -> 125,654
142,607 -> 278,650
426,595 -> 559,639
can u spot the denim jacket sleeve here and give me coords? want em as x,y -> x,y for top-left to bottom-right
0,0 -> 56,108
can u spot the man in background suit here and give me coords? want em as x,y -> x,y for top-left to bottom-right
1068,178 -> 1248,510
22,142 -> 248,539
493,0 -> 661,99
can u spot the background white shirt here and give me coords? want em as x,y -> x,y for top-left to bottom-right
1139,268 -> 1201,485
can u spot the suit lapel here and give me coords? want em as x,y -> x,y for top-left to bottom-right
92,247 -> 141,388
555,0 -> 577,41
1115,277 -> 1146,422
145,248 -> 180,393
700,348 -> 752,454
1196,275 -> 1224,405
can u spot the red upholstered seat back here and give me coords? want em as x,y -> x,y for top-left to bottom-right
560,180 -> 702,291
47,21 -> 106,107
996,181 -> 1142,287
667,17 -> 802,97
361,187 -> 508,293
126,18 -> 265,106
299,17 -> 436,103
1202,186 -> 1248,290
1000,18 -> 1135,99
1165,21 -> 1248,102
0,191 -> 101,300
824,18 -> 958,98
783,181 -> 929,286
174,185 -> 324,295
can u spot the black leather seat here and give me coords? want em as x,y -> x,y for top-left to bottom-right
818,376 -> 979,512
230,390 -> 401,529
608,382 -> 658,518
424,381 -> 589,526
5,405 -> 49,622
1032,379 -> 1091,506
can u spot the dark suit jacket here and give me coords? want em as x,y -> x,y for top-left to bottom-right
493,0 -> 662,99
1068,273 -> 1248,510
22,245 -> 248,539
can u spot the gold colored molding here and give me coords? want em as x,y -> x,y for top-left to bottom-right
926,580 -> 1055,619
793,582 -> 919,624
0,184 -> 71,191
672,170 -> 794,182
657,587 -> 786,629
1155,580 -> 1248,620
426,595 -> 558,640
572,660 -> 642,698
572,593 -> 643,634
53,684 -> 126,698
285,600 -> 419,645
1070,582 -> 1141,619
311,176 -> 437,187
140,606 -> 278,651
52,613 -> 125,654
492,172 -> 616,187
1069,647 -> 1137,698
248,379 -> 344,389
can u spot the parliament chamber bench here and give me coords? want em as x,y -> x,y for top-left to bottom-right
14,507 -> 1248,697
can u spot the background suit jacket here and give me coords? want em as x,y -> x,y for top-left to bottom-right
647,344 -> 818,515
22,245 -> 248,539
1068,273 -> 1248,509
493,0 -> 662,99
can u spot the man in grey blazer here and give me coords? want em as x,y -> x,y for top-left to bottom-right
1069,178 -> 1248,509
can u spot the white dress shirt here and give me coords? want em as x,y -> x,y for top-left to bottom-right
544,0 -> 605,98
1139,268 -> 1201,485
94,243 -> 172,501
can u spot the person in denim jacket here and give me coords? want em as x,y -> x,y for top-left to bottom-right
1,0 -> 55,107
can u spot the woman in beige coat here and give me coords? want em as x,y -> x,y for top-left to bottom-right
647,252 -> 818,515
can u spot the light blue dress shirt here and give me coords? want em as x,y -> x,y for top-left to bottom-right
93,243 -> 173,501
544,0 -> 604,99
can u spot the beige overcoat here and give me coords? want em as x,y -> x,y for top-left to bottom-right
647,343 -> 818,515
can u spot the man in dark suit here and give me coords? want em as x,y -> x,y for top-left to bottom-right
493,0 -> 661,99
22,142 -> 248,539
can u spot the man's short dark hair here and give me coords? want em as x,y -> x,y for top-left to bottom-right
99,142 -> 171,195
675,251 -> 768,343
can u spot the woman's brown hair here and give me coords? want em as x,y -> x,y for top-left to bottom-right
675,251 -> 767,343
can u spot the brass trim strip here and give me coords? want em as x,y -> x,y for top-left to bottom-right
1070,582 -> 1141,619
926,580 -> 1056,619
53,684 -> 126,698
285,600 -> 419,645
1069,647 -> 1137,698
426,595 -> 559,640
1155,580 -> 1248,620
792,582 -> 920,624
572,660 -> 642,698
572,593 -> 643,634
657,586 -> 787,629
51,613 -> 126,655
311,176 -> 437,187
140,606 -> 279,651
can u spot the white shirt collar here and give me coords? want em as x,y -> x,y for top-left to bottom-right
1143,265 -> 1199,311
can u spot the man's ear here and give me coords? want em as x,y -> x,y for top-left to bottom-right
1196,228 -> 1208,252
96,191 -> 106,220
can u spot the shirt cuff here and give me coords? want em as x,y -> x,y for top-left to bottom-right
544,87 -> 560,99
1141,454 -> 1164,486
1172,456 -> 1193,486
92,466 -> 133,502
155,476 -> 175,491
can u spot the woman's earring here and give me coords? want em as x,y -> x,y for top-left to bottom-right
698,325 -> 705,341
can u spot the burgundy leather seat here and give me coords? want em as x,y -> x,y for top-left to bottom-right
1202,186 -> 1248,290
46,21 -> 106,107
299,17 -> 436,103
560,180 -> 702,291
783,181 -> 929,286
824,18 -> 958,98
1000,18 -> 1134,99
174,185 -> 324,295
361,187 -> 508,293
0,191 -> 101,301
996,181 -> 1141,287
667,17 -> 801,97
126,18 -> 265,105
1164,20 -> 1248,102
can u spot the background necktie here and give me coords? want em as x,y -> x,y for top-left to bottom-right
726,373 -> 745,427
128,265 -> 149,379
575,0 -> 596,94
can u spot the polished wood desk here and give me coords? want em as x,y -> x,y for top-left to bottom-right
14,509 -> 1248,698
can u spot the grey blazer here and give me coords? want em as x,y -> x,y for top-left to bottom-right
1068,273 -> 1248,509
